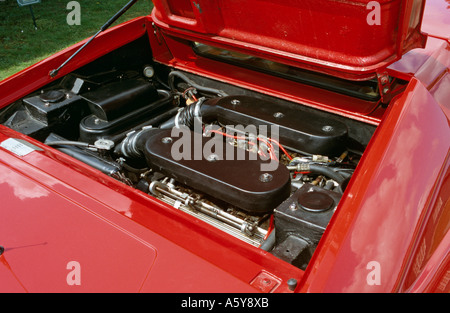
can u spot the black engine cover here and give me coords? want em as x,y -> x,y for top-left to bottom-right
144,128 -> 291,214
204,96 -> 349,156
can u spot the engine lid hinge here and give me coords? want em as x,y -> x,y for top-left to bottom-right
377,71 -> 392,105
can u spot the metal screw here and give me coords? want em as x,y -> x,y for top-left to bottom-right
262,278 -> 271,285
273,112 -> 284,118
161,137 -> 173,144
206,153 -> 219,162
231,99 -> 240,105
259,173 -> 273,182
322,125 -> 334,132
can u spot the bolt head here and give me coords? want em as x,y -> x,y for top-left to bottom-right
259,173 -> 273,182
322,125 -> 334,132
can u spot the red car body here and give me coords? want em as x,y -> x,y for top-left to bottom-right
0,0 -> 448,293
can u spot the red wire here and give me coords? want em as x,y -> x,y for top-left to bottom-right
248,141 -> 267,158
264,215 -> 274,241
267,138 -> 292,160
207,129 -> 297,165
208,129 -> 278,161
257,137 -> 278,161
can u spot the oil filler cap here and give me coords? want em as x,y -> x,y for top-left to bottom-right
40,90 -> 66,103
298,190 -> 334,213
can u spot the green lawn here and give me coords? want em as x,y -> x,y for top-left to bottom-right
0,0 -> 153,81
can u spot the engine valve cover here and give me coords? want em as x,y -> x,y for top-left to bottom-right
144,128 -> 291,214
205,95 -> 349,156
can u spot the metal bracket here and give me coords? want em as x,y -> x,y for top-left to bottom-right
151,22 -> 164,45
377,72 -> 392,104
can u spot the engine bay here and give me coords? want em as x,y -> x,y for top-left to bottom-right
0,38 -> 377,271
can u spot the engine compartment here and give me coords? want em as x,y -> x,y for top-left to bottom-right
0,37 -> 377,271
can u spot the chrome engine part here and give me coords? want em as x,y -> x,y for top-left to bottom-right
149,178 -> 269,247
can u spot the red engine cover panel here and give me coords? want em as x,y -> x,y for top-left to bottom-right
152,0 -> 427,80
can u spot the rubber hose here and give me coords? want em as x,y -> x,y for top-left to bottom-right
168,71 -> 228,97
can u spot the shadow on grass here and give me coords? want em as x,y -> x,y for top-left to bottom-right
0,0 -> 153,81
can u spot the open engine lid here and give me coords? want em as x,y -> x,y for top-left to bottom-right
151,0 -> 427,81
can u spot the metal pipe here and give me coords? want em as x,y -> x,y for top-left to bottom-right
150,181 -> 267,238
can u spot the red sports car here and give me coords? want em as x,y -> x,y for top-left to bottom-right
0,0 -> 448,294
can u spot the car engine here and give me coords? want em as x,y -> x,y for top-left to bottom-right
0,47 -> 375,270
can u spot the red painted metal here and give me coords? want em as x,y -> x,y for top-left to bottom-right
151,0 -> 427,80
147,28 -> 385,126
421,0 -> 450,41
298,78 -> 450,292
0,125 -> 302,292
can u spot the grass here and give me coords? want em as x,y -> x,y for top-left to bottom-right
0,0 -> 154,81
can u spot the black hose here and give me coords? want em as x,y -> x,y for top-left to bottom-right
308,164 -> 346,185
106,106 -> 179,143
173,101 -> 199,129
260,229 -> 276,251
114,126 -> 156,159
46,140 -> 96,150
168,71 -> 228,97
121,162 -> 149,173
45,133 -> 121,176
159,97 -> 217,129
